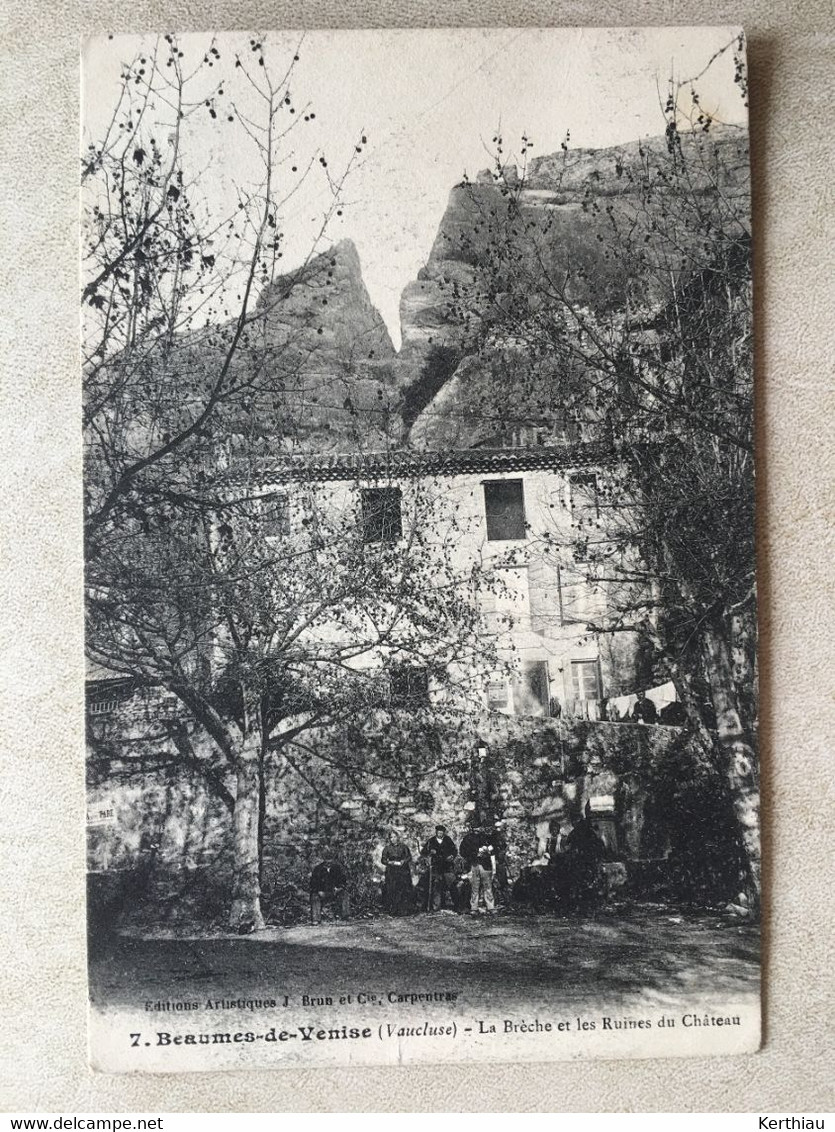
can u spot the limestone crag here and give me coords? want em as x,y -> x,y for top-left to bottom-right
250,238 -> 400,453
218,129 -> 749,457
397,126 -> 750,450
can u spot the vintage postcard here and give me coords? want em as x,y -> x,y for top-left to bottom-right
83,27 -> 760,1072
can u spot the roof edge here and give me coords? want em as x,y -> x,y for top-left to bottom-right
223,442 -> 617,486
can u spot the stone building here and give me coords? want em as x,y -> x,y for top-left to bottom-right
86,438 -> 697,920
222,440 -> 645,722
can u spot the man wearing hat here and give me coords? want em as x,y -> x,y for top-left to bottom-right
420,824 -> 459,912
459,821 -> 498,916
309,852 -> 350,925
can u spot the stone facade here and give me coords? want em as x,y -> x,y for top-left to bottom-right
223,443 -> 648,719
87,443 -> 705,925
88,676 -> 734,928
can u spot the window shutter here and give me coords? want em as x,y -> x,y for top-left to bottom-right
528,554 -> 561,635
480,586 -> 498,635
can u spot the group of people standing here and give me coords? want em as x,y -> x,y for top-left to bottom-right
380,823 -> 508,917
308,821 -> 509,924
308,811 -> 613,925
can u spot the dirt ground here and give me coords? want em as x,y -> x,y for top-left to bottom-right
89,905 -> 759,1016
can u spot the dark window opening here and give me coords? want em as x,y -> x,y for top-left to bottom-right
261,494 -> 290,538
86,678 -> 134,716
569,472 -> 599,517
513,660 -> 550,717
591,811 -> 619,855
361,487 -> 403,543
217,521 -> 234,554
389,665 -> 430,709
483,479 -> 526,541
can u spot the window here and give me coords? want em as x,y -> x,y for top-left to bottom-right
361,487 -> 402,543
571,659 -> 601,702
486,678 -> 510,713
88,698 -> 119,716
389,665 -> 429,708
528,556 -> 563,634
260,493 -> 290,538
481,567 -> 530,634
483,479 -> 526,541
569,472 -> 599,518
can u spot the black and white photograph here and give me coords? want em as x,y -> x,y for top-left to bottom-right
82,27 -> 761,1071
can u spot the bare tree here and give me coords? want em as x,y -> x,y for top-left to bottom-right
82,34 -> 363,555
87,466 -> 499,928
83,35 -> 416,928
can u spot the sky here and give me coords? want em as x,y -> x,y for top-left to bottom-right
83,28 -> 747,348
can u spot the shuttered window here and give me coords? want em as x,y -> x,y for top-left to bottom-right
486,678 -> 510,712
560,561 -> 592,623
389,665 -> 429,708
495,566 -> 529,629
261,493 -> 290,538
528,555 -> 563,635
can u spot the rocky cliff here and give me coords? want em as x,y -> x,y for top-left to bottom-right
228,238 -> 401,456
397,126 -> 750,450
219,128 -> 749,458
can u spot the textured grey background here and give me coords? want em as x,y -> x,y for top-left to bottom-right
1,0 -> 833,1113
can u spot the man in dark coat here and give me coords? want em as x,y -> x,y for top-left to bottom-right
632,690 -> 658,724
420,825 -> 458,912
563,809 -> 606,910
309,855 -> 349,924
459,824 -> 497,915
659,699 -> 687,726
563,815 -> 606,860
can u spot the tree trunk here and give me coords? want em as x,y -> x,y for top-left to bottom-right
258,742 -> 267,889
229,733 -> 266,932
702,621 -> 761,907
668,649 -> 761,908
